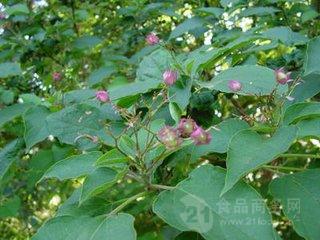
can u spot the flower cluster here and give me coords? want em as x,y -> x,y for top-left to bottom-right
158,118 -> 211,149
145,32 -> 159,45
96,90 -> 110,103
275,68 -> 292,85
52,72 -> 62,81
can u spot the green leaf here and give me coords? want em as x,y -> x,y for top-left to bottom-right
169,102 -> 182,123
153,165 -> 277,240
46,104 -> 104,146
96,149 -> 128,167
63,89 -> 95,105
32,213 -> 136,240
239,7 -> 279,17
304,37 -> 320,76
169,17 -> 205,39
56,188 -> 112,217
27,146 -> 72,189
0,196 -> 21,218
0,139 -> 23,181
5,3 -> 29,15
201,65 -> 287,96
19,93 -> 50,106
187,35 -> 262,76
0,103 -> 32,127
269,169 -> 320,240
296,118 -> 320,138
23,106 -> 51,150
80,167 -> 120,203
222,126 -> 297,195
284,73 -> 320,108
0,89 -> 14,105
197,7 -> 224,18
109,81 -> 160,101
173,119 -> 249,162
40,151 -> 102,181
73,36 -> 103,49
88,66 -> 116,86
262,27 -> 308,45
136,49 -> 174,83
283,102 -> 320,125
0,62 -> 22,78
168,78 -> 192,110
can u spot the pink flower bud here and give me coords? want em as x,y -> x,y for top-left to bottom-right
228,80 -> 242,92
52,72 -> 62,81
145,33 -> 159,45
190,126 -> 212,145
158,126 -> 182,149
0,12 -> 6,20
96,90 -> 110,103
275,68 -> 291,85
163,70 -> 178,86
178,118 -> 197,138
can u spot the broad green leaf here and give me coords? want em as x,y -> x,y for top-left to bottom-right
187,35 -> 262,76
262,27 -> 308,45
296,118 -> 320,138
169,102 -> 181,123
19,94 -> 50,106
136,49 -> 174,83
0,103 -> 32,127
304,37 -> 320,76
168,78 -> 192,110
80,167 -> 120,203
269,169 -> 320,240
283,102 -> 320,125
173,119 -> 249,163
0,139 -> 23,181
73,36 -> 102,49
56,188 -> 112,217
284,73 -> 320,108
109,81 -> 160,101
96,149 -> 128,167
23,106 -> 51,150
40,151 -> 102,181
153,165 -> 277,240
0,89 -> 14,104
201,65 -> 286,96
220,0 -> 244,8
222,126 -> 297,195
32,213 -> 136,240
27,146 -> 72,188
46,104 -> 104,146
88,66 -> 116,86
239,7 -> 279,17
63,89 -> 95,105
0,196 -> 21,218
197,7 -> 224,18
169,17 -> 205,39
0,62 -> 22,78
5,3 -> 29,15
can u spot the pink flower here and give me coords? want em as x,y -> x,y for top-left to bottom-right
158,126 -> 182,149
228,80 -> 242,92
178,118 -> 197,138
163,70 -> 178,86
145,33 -> 159,45
96,90 -> 110,103
0,12 -> 6,20
52,72 -> 62,81
275,68 -> 291,85
190,126 -> 212,145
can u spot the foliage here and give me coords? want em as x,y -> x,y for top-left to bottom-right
0,0 -> 320,239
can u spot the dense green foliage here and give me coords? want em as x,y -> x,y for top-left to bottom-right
0,0 -> 320,239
